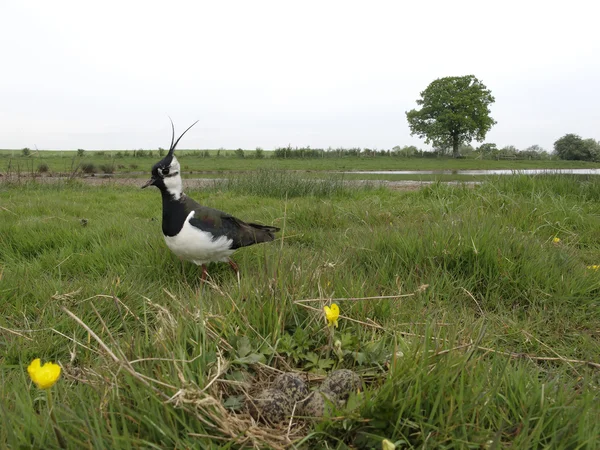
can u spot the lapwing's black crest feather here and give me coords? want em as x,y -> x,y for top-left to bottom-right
170,120 -> 199,154
156,120 -> 199,170
168,117 -> 175,154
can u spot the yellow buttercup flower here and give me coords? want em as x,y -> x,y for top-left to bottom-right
587,265 -> 600,271
552,237 -> 561,244
324,303 -> 340,328
27,358 -> 61,389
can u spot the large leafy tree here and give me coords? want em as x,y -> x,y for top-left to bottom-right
406,75 -> 496,158
553,134 -> 594,161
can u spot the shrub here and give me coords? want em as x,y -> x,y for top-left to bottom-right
80,163 -> 96,174
37,163 -> 49,173
255,147 -> 264,159
95,151 -> 105,157
21,148 -> 31,157
99,164 -> 115,174
235,148 -> 245,158
77,149 -> 85,157
129,164 -> 138,170
273,145 -> 324,158
115,151 -> 124,158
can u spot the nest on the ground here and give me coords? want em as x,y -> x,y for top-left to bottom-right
167,362 -> 322,449
166,359 -> 375,450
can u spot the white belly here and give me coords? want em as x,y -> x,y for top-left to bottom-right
164,211 -> 235,265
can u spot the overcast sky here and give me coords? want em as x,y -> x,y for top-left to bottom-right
1,0 -> 598,152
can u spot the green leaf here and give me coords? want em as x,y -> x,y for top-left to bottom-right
225,370 -> 247,382
236,336 -> 251,358
304,352 -> 319,365
223,395 -> 245,410
352,351 -> 367,365
317,358 -> 334,371
234,353 -> 266,365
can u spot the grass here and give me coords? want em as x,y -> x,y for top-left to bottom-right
3,149 -> 600,178
0,174 -> 599,448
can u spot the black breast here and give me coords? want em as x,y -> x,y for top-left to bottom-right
160,191 -> 189,237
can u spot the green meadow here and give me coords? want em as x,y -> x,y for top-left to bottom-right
1,172 -> 599,449
2,149 -> 600,177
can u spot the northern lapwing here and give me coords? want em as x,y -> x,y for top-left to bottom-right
142,120 -> 280,281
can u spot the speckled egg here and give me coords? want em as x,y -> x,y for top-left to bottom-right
320,369 -> 361,402
271,372 -> 309,403
246,388 -> 293,424
299,390 -> 336,417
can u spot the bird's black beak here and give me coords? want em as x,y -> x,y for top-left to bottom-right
141,177 -> 155,189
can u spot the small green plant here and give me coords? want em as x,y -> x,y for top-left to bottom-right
77,149 -> 85,157
234,148 -> 245,158
129,163 -> 138,170
114,151 -> 124,159
37,163 -> 49,173
21,148 -> 31,157
99,164 -> 114,174
255,147 -> 264,159
95,151 -> 105,157
303,352 -> 335,373
158,147 -> 166,157
80,162 -> 96,174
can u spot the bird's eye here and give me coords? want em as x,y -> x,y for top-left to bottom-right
162,168 -> 170,175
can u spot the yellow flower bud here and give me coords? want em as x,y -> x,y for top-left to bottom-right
323,303 -> 340,328
382,439 -> 396,450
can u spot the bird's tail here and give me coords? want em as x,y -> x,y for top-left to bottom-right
248,223 -> 280,241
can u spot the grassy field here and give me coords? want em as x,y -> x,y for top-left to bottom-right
3,149 -> 600,177
1,173 -> 599,449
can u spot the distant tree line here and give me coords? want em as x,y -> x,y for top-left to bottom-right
14,143 -> 558,160
14,137 -> 597,162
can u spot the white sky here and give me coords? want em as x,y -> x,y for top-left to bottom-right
1,0 -> 598,151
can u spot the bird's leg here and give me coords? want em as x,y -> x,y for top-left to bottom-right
200,264 -> 208,283
181,259 -> 188,284
228,258 -> 241,285
227,258 -> 239,274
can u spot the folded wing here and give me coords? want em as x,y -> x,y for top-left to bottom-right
188,204 -> 279,250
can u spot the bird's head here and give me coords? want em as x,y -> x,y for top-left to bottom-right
142,119 -> 198,193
